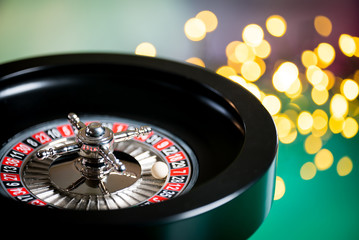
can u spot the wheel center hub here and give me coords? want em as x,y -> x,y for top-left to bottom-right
36,113 -> 152,194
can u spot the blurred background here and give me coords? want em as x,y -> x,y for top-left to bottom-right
1,0 -> 359,238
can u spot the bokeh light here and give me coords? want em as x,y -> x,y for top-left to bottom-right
228,75 -> 247,86
240,60 -> 261,82
314,148 -> 334,171
266,15 -> 287,37
342,117 -> 358,138
330,94 -> 348,118
226,41 -> 241,63
306,66 -> 329,90
354,37 -> 359,57
311,88 -> 329,105
244,82 -> 262,100
262,95 -> 281,115
256,58 -> 267,76
297,111 -> 313,134
316,43 -> 335,68
235,42 -> 255,63
314,16 -> 332,37
273,62 -> 299,92
285,77 -> 302,99
312,109 -> 328,137
341,79 -> 359,101
324,70 -> 335,90
329,116 -> 345,134
135,42 -> 157,57
339,34 -> 356,57
274,176 -> 286,200
196,10 -> 218,33
216,65 -> 236,78
304,134 -> 322,154
253,40 -> 271,59
179,6 -> 359,238
242,24 -> 264,47
279,127 -> 297,144
300,162 -> 317,180
301,50 -> 318,68
184,18 -> 206,41
216,9 -> 359,204
186,57 -> 205,67
275,114 -> 294,142
337,156 -> 353,176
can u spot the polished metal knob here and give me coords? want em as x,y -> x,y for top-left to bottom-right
36,113 -> 152,191
86,122 -> 106,137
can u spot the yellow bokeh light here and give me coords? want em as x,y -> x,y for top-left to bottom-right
342,117 -> 358,138
186,57 -> 205,67
284,109 -> 299,123
184,18 -> 206,41
314,148 -> 333,171
297,111 -> 313,135
312,109 -> 329,137
216,66 -> 237,78
324,70 -> 336,90
300,162 -> 317,180
274,114 -> 297,144
354,37 -> 359,57
312,126 -> 328,138
274,176 -> 285,200
242,24 -> 264,47
254,39 -> 271,59
285,77 -> 302,99
262,95 -> 281,116
314,16 -> 332,37
337,156 -> 353,176
311,88 -> 329,106
280,129 -> 298,144
312,109 -> 328,131
301,50 -> 318,68
275,115 -> 292,138
244,82 -> 262,100
306,66 -> 330,92
234,42 -> 255,63
255,57 -> 266,76
355,70 -> 359,82
266,15 -> 287,37
135,42 -> 157,57
306,65 -> 322,86
314,70 -> 329,91
273,62 -> 299,92
228,75 -> 247,87
316,43 -> 335,68
339,34 -> 356,57
196,10 -> 218,33
341,79 -> 359,101
227,59 -> 242,74
312,70 -> 325,87
304,134 -> 322,154
226,41 -> 241,63
330,94 -> 348,118
329,116 -> 345,134
240,60 -> 261,82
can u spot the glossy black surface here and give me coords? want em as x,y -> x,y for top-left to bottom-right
0,54 -> 277,238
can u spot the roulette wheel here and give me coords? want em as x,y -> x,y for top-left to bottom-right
0,53 -> 277,239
